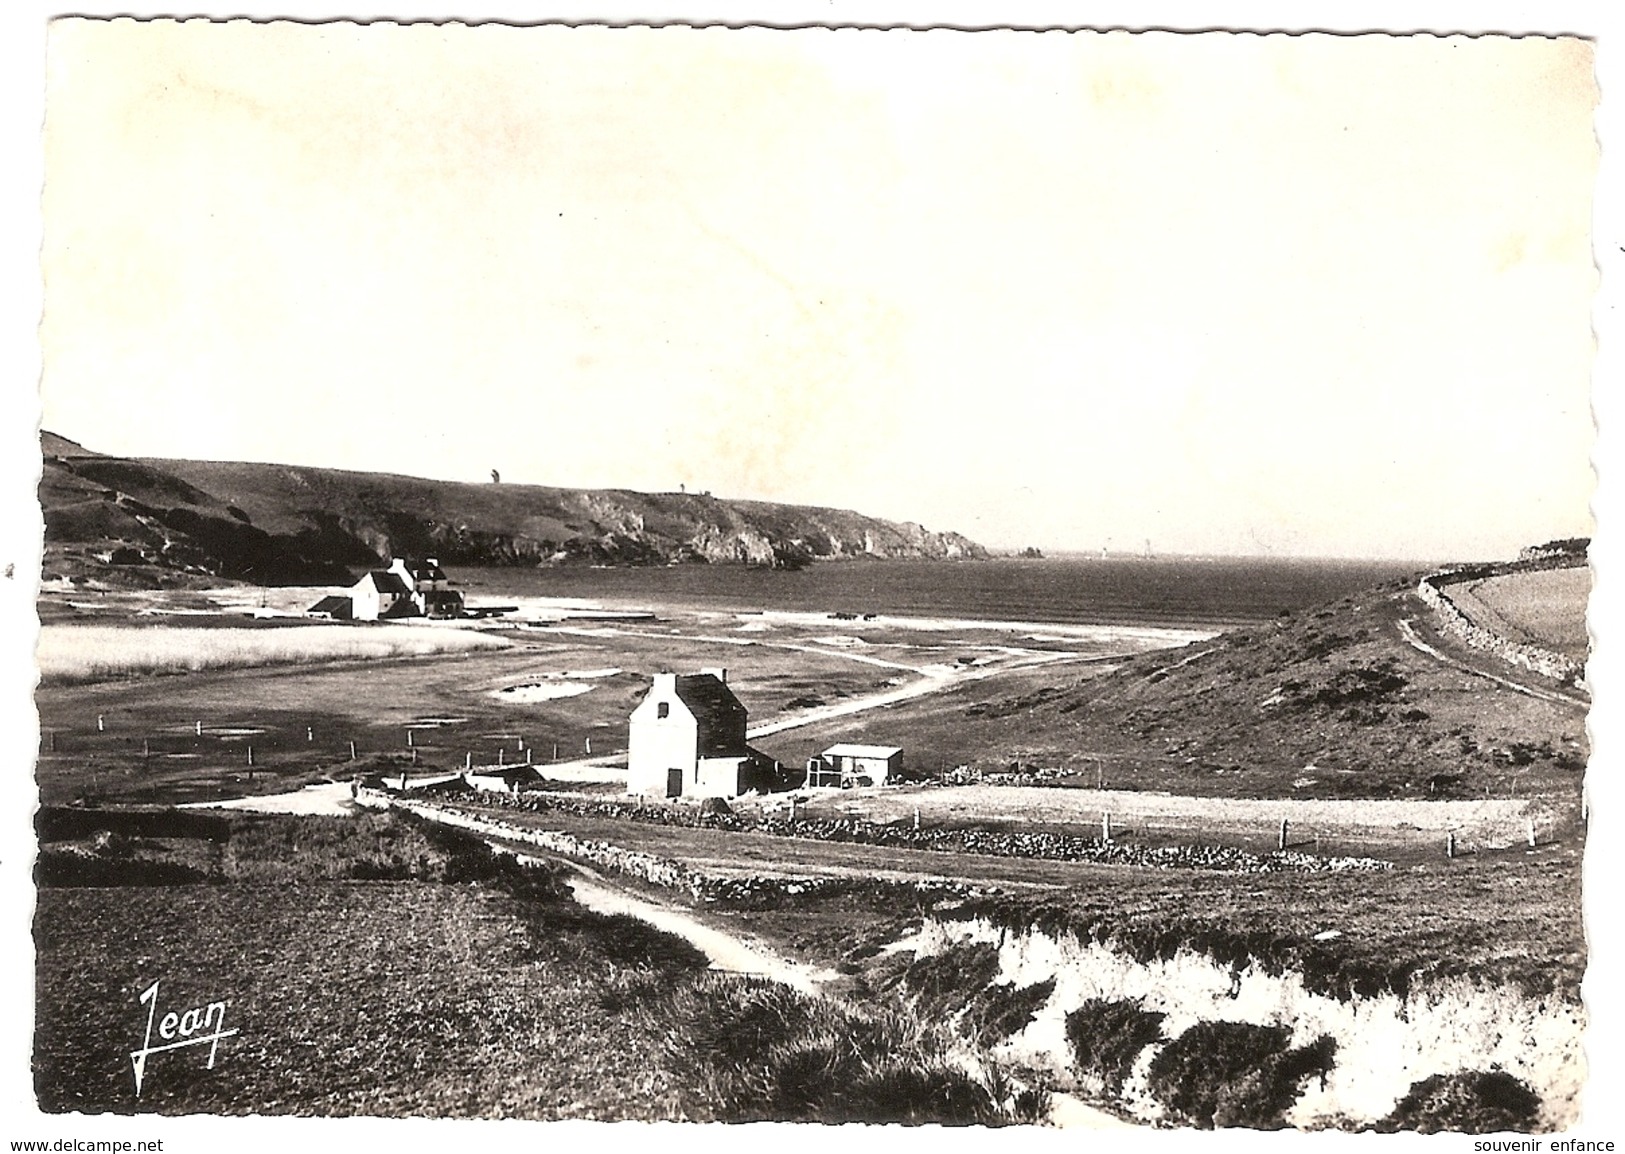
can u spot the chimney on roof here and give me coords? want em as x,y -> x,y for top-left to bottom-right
653,672 -> 678,693
699,667 -> 728,683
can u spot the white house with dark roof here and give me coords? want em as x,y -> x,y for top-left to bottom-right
351,566 -> 416,621
627,668 -> 776,798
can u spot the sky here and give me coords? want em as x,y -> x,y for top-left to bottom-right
38,21 -> 1600,560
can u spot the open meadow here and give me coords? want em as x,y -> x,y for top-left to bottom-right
34,808 -> 1033,1123
36,621 -> 510,682
1446,567 -> 1592,662
29,560 -> 1592,1130
32,599 -> 1184,806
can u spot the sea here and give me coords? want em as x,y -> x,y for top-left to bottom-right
447,555 -> 1434,630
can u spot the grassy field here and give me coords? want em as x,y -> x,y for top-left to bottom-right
1447,568 -> 1591,662
36,622 -> 510,683
31,623 -> 907,805
759,587 -> 1588,804
33,811 -> 693,1117
445,798 -> 1586,1003
33,809 -> 1013,1122
33,604 -> 1170,807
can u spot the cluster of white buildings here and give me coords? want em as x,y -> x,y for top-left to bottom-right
307,557 -> 465,621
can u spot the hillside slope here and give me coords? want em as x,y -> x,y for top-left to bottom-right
39,433 -> 986,586
978,577 -> 1588,801
769,569 -> 1589,804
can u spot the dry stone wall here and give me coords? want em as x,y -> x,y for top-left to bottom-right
1417,558 -> 1587,689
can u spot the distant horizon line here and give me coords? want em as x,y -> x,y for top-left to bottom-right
39,427 -> 1576,570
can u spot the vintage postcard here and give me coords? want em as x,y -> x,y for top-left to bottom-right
8,10 -> 1619,1149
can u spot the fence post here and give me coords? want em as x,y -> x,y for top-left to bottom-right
913,807 -> 921,831
498,748 -> 505,767
585,737 -> 592,755
1527,819 -> 1537,848
142,738 -> 150,760
466,752 -> 473,770
1279,818 -> 1289,851
1102,812 -> 1113,843
247,746 -> 254,768
307,727 -> 314,742
97,714 -> 105,732
196,721 -> 203,736
407,729 -> 414,747
349,740 -> 357,760
1447,831 -> 1456,859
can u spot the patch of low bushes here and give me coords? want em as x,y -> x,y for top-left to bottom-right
1065,998 -> 1166,1094
961,978 -> 1055,1048
643,973 -> 1006,1125
37,806 -> 231,843
34,848 -> 209,887
942,897 -> 1432,1002
1144,1020 -> 1337,1129
1378,1069 -> 1542,1134
895,941 -> 1002,1021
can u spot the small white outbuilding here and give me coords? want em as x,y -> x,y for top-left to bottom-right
806,743 -> 903,788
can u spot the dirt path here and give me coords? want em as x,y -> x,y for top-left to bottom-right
531,644 -> 1111,776
561,868 -> 839,994
747,650 -> 1113,740
180,780 -> 359,816
508,848 -> 1131,1128
1396,617 -> 1588,710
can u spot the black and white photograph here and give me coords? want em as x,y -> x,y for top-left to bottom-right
5,3 -> 1622,1145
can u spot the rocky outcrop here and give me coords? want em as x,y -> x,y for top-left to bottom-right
39,432 -> 989,585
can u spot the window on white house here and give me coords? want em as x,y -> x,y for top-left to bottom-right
657,702 -> 670,719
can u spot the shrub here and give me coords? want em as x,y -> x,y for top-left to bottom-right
1065,998 -> 1166,1094
37,806 -> 229,843
1380,1070 -> 1542,1133
646,973 -> 1004,1125
963,978 -> 1056,1048
896,942 -> 1002,1020
1145,1020 -> 1337,1129
34,849 -> 209,887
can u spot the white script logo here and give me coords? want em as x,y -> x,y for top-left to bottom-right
129,980 -> 239,1097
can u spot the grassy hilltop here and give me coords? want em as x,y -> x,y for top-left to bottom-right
39,431 -> 986,587
756,570 -> 1589,805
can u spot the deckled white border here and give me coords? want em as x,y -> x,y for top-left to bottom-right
2,6 -> 1619,1153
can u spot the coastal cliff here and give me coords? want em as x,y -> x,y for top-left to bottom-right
40,432 -> 986,586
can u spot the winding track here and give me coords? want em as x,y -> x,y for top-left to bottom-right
530,622 -> 1195,777
1395,617 -> 1588,710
